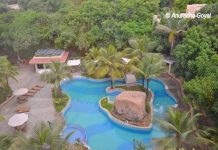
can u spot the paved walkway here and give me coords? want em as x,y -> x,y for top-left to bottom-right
159,73 -> 187,110
0,65 -> 59,137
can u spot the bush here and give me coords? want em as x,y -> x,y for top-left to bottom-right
0,86 -> 12,104
100,98 -> 113,111
52,93 -> 69,112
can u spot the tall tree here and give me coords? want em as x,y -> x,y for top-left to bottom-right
138,53 -> 164,99
0,56 -> 18,88
154,107 -> 216,150
14,122 -> 73,150
155,18 -> 188,55
85,45 -> 124,88
126,35 -> 151,59
42,62 -> 71,96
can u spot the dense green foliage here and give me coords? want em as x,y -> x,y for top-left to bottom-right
173,3 -> 218,127
0,0 -> 160,58
41,62 -> 71,96
52,93 -> 69,112
0,0 -> 217,149
154,107 -> 216,150
0,56 -> 17,103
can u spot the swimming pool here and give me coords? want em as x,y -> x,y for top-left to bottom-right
61,77 -> 176,150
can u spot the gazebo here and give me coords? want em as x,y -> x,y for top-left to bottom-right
29,49 -> 69,74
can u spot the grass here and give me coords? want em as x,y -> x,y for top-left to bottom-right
115,84 -> 145,92
52,93 -> 69,112
100,97 -> 113,111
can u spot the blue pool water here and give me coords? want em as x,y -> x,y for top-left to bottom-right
62,77 -> 176,150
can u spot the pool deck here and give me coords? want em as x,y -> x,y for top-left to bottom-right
0,65 -> 62,137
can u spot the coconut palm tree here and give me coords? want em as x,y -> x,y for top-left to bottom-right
126,35 -> 151,59
155,18 -> 188,55
15,122 -> 73,150
85,45 -> 124,89
154,107 -> 216,150
138,53 -> 164,98
0,56 -> 18,88
42,62 -> 71,96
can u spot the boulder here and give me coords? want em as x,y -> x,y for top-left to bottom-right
114,91 -> 146,121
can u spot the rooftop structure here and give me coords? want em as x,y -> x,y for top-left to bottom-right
29,49 -> 69,73
186,4 -> 206,14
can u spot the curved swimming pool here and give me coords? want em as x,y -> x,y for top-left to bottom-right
61,77 -> 176,150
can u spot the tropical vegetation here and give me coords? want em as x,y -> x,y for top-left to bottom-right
154,107 -> 217,150
0,56 -> 18,103
0,0 -> 217,149
42,62 -> 71,96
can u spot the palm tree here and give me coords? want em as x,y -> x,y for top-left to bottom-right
126,35 -> 151,59
122,57 -> 141,74
0,56 -> 18,88
15,122 -> 73,150
155,18 -> 188,55
138,53 -> 164,98
154,107 -> 216,150
42,62 -> 71,96
85,45 -> 124,89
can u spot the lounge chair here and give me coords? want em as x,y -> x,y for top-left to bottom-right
18,96 -> 28,100
28,89 -> 38,93
31,86 -> 41,90
24,92 -> 35,97
16,105 -> 30,113
35,84 -> 44,88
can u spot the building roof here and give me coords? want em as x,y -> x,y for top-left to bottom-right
29,50 -> 69,64
186,4 -> 206,14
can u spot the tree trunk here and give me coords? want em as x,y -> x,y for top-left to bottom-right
58,83 -> 62,97
142,76 -> 145,87
110,68 -> 114,89
170,38 -> 174,55
146,78 -> 149,102
5,77 -> 9,87
176,133 -> 180,150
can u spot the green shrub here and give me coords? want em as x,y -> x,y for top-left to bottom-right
145,102 -> 150,114
100,98 -> 113,111
52,93 -> 69,112
0,87 -> 12,104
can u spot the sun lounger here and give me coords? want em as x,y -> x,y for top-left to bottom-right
31,86 -> 41,90
24,92 -> 35,96
18,96 -> 28,100
28,89 -> 38,93
16,105 -> 30,113
35,85 -> 44,88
